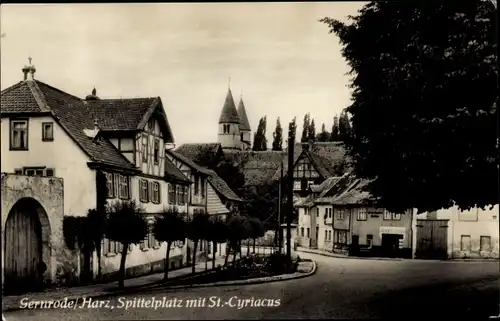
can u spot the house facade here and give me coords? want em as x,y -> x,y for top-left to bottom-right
166,150 -> 243,263
1,62 -> 191,287
415,205 -> 499,259
297,175 -> 415,258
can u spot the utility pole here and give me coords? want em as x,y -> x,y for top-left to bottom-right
278,161 -> 283,254
286,121 -> 296,262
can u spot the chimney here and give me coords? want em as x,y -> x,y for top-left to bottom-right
22,57 -> 36,81
85,87 -> 100,101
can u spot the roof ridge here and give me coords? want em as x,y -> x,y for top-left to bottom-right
34,79 -> 83,101
25,80 -> 51,112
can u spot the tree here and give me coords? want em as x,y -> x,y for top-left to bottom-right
91,170 -> 108,281
308,118 -> 316,141
331,116 -> 340,141
338,111 -> 352,142
320,1 -> 498,213
206,217 -> 229,269
316,123 -> 330,142
153,208 -> 187,280
214,160 -> 245,192
301,113 -> 310,143
252,116 -> 268,151
105,200 -> 148,289
272,117 -> 283,151
290,116 -> 297,141
225,214 -> 248,265
186,212 -> 210,274
247,217 -> 265,253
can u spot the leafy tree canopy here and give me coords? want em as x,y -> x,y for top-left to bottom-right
272,117 -> 284,151
321,1 -> 498,213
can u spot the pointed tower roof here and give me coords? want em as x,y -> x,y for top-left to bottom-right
237,97 -> 251,131
218,88 -> 240,124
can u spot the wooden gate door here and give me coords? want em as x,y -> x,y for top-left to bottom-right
4,202 -> 43,294
415,219 -> 448,259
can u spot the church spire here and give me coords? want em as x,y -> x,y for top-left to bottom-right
237,94 -> 251,132
218,87 -> 240,124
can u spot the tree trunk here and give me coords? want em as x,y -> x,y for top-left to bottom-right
164,241 -> 172,280
96,248 -> 102,281
233,241 -> 237,262
118,242 -> 128,289
239,241 -> 242,259
247,240 -> 250,256
212,241 -> 217,269
224,242 -> 230,266
253,238 -> 256,253
204,241 -> 208,271
192,240 -> 198,275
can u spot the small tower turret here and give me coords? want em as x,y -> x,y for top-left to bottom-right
218,82 -> 241,150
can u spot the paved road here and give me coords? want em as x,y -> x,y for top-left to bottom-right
4,253 -> 499,320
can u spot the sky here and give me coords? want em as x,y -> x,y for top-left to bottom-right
0,2 -> 365,146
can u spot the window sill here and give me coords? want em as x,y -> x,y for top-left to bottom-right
105,253 -> 117,257
42,138 -> 54,142
9,147 -> 29,151
141,248 -> 150,252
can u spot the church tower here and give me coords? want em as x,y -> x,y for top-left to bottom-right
218,87 -> 242,150
237,95 -> 252,151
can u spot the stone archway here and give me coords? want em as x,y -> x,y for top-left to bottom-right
3,197 -> 51,294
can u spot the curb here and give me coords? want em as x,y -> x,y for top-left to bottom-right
145,260 -> 317,290
297,249 -> 404,261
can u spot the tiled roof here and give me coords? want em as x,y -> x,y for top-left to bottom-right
87,98 -> 157,131
237,98 -> 251,131
218,88 -> 240,124
205,169 -> 243,202
167,150 -> 242,202
313,176 -> 376,206
164,156 -> 191,184
1,81 -> 45,113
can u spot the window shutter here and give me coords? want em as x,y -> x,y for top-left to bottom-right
114,174 -> 119,197
157,183 -> 162,204
148,181 -> 152,202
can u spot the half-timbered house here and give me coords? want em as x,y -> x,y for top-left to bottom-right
1,62 -> 191,287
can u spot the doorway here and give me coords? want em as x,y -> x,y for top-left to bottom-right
381,234 -> 402,258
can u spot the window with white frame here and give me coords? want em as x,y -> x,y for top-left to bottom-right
10,119 -> 28,150
140,179 -> 149,202
329,230 -> 332,240
325,230 -> 328,240
42,122 -> 54,141
118,175 -> 130,199
337,208 -> 345,220
153,139 -> 160,164
151,181 -> 160,204
23,167 -> 54,177
169,183 -> 176,204
383,210 -> 401,220
329,208 -> 332,218
357,208 -> 367,221
293,180 -> 301,190
105,172 -> 114,198
141,134 -> 148,162
301,227 -> 304,237
335,230 -> 348,244
307,228 -> 310,238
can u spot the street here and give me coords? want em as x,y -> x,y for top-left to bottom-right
4,252 -> 499,320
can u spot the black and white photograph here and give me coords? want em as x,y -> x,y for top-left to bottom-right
1,2 -> 499,320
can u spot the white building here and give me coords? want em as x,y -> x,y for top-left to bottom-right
1,62 -> 192,286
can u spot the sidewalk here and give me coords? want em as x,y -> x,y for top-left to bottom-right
3,255 -> 228,312
296,247 -> 404,261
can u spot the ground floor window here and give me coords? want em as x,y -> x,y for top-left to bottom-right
461,235 -> 471,251
480,236 -> 491,251
335,230 -> 348,245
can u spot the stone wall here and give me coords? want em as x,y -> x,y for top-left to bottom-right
1,173 -> 76,286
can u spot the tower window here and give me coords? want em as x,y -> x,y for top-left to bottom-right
223,124 -> 230,134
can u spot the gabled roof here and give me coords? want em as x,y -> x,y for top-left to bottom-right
237,98 -> 251,131
205,169 -> 243,203
314,176 -> 376,206
296,176 -> 344,207
164,156 -> 191,184
218,88 -> 240,124
167,150 -> 242,203
1,80 -> 137,170
87,97 -> 174,143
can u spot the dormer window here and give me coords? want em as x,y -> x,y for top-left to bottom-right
42,122 -> 54,141
10,119 -> 28,150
